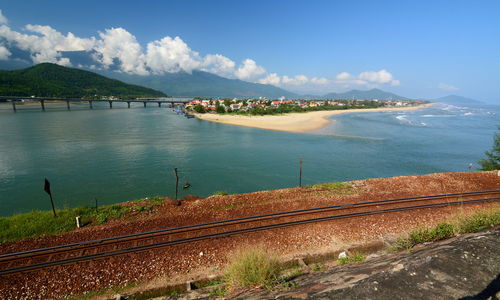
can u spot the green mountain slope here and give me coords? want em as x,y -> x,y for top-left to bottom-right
0,63 -> 167,98
99,70 -> 297,98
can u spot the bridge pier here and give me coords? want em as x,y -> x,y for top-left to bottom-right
41,100 -> 45,111
12,101 -> 16,112
89,100 -> 93,109
66,100 -> 70,110
108,101 -> 113,109
127,101 -> 131,108
143,102 -> 147,108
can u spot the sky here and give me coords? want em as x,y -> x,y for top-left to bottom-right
0,0 -> 499,102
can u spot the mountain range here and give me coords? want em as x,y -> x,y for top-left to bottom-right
0,60 -> 485,106
0,63 -> 166,98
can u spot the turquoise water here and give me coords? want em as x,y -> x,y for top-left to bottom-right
0,102 -> 498,216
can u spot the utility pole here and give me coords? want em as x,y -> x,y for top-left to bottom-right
173,168 -> 179,201
299,158 -> 303,187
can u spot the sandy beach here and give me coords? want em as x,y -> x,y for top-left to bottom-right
195,103 -> 435,133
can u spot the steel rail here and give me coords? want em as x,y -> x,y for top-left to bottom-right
1,196 -> 498,276
0,190 -> 498,262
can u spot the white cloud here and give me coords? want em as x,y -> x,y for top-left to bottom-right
144,35 -> 203,74
201,54 -> 235,76
335,72 -> 352,80
94,28 -> 147,75
310,77 -> 329,85
258,73 -> 281,85
335,69 -> 400,88
0,10 -> 8,24
0,23 -> 95,65
438,82 -> 459,91
235,59 -> 266,80
282,74 -> 309,85
0,44 -> 11,60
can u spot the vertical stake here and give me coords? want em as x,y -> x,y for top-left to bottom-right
94,197 -> 98,213
173,168 -> 179,201
299,158 -> 303,187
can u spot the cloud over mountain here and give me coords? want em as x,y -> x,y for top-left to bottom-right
0,10 -> 400,93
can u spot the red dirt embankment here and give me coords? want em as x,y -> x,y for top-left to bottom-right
0,171 -> 499,299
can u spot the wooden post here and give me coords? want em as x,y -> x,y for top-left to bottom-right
143,102 -> 147,108
41,99 -> 45,111
127,101 -> 131,108
158,102 -> 161,107
66,100 -> 70,110
108,101 -> 113,109
173,168 -> 179,201
12,101 -> 16,112
94,197 -> 98,213
299,158 -> 303,187
89,100 -> 93,109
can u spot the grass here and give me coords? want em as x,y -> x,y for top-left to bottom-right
213,191 -> 229,196
0,197 -> 167,243
307,182 -> 357,195
393,208 -> 500,251
208,287 -> 227,297
225,246 -> 282,289
338,252 -> 365,265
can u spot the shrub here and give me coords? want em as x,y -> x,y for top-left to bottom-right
338,252 -> 365,265
225,246 -> 282,289
456,210 -> 500,233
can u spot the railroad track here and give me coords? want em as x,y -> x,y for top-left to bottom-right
1,190 -> 499,276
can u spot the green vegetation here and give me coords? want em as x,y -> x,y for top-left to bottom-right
455,210 -> 500,233
338,252 -> 366,265
308,182 -> 357,195
478,126 -> 500,171
220,101 -> 386,116
393,209 -> 500,251
0,63 -> 166,98
0,197 -> 166,243
213,191 -> 229,196
225,246 -> 282,289
209,287 -> 227,296
312,264 -> 324,271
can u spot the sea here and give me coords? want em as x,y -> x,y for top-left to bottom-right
0,101 -> 498,216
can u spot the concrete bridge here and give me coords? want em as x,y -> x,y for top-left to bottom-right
0,96 -> 192,112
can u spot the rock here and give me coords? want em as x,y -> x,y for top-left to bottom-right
338,251 -> 347,259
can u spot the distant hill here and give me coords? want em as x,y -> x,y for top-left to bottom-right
432,95 -> 483,106
322,88 -> 408,100
99,69 -> 297,99
0,63 -> 167,98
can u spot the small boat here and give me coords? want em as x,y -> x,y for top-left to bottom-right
183,182 -> 191,189
185,114 -> 195,118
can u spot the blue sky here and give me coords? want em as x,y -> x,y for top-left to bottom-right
0,0 -> 499,102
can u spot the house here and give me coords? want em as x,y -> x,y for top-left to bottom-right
230,103 -> 241,111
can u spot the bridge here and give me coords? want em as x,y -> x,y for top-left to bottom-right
0,96 -> 192,112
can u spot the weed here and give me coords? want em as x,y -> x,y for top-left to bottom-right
213,191 -> 229,196
338,252 -> 365,265
209,287 -> 226,296
307,182 -> 356,194
455,210 -> 500,233
312,264 -> 324,271
225,246 -> 282,289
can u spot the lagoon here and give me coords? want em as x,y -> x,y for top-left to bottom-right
0,102 -> 498,216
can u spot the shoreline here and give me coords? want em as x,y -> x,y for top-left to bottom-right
194,103 -> 436,133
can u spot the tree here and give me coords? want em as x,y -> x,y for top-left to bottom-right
216,104 -> 226,114
193,104 -> 205,113
478,126 -> 500,170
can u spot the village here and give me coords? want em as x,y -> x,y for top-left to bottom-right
185,97 -> 428,114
